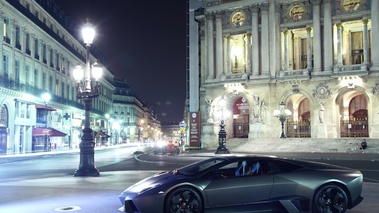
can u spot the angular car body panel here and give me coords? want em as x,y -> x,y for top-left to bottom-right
119,155 -> 363,213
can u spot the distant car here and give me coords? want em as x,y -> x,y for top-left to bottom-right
153,140 -> 180,155
119,155 -> 363,213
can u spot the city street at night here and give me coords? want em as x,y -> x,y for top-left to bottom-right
1,144 -> 379,213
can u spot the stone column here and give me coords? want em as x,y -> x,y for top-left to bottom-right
251,5 -> 260,77
226,36 -> 232,75
336,23 -> 343,65
206,13 -> 215,80
269,2 -> 277,78
31,34 -> 36,59
323,0 -> 333,72
362,19 -> 369,65
275,3 -> 282,75
38,39 -> 43,63
284,30 -> 289,71
245,33 -> 252,74
371,0 -> 379,70
215,12 -> 223,79
307,27 -> 312,72
261,3 -> 270,77
312,0 -> 322,74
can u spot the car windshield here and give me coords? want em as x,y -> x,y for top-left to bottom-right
175,158 -> 227,176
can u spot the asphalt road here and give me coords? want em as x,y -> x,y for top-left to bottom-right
0,145 -> 378,213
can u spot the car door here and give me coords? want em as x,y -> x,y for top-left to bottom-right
203,160 -> 274,208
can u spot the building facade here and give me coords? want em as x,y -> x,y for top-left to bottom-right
111,80 -> 161,144
0,0 -> 159,155
191,0 -> 379,148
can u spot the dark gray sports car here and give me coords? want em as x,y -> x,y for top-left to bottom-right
119,155 -> 363,213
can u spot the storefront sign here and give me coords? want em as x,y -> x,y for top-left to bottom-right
189,112 -> 201,148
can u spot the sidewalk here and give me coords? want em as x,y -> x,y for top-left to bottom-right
1,138 -> 379,163
181,138 -> 379,160
198,138 -> 379,153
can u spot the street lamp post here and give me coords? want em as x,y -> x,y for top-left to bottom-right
41,92 -> 51,152
215,98 -> 230,154
73,21 -> 103,177
274,102 -> 292,138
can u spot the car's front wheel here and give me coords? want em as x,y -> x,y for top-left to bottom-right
165,186 -> 203,213
313,184 -> 348,213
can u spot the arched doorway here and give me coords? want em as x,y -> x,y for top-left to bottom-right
286,97 -> 311,138
340,94 -> 368,137
232,97 -> 249,138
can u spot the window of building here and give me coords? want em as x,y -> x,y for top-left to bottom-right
34,69 -> 39,88
351,31 -> 364,64
3,18 -> 10,43
25,65 -> 29,85
20,102 -> 25,118
15,101 -> 20,118
67,84 -> 70,100
50,49 -> 54,68
56,53 -> 60,71
67,60 -> 70,76
72,86 -> 75,101
25,33 -> 30,54
3,55 -> 9,77
15,60 -> 20,84
34,39 -> 39,59
61,82 -> 65,98
61,57 -> 65,73
26,104 -> 31,119
42,44 -> 47,63
49,76 -> 53,92
55,79 -> 59,96
42,72 -> 46,89
15,26 -> 21,49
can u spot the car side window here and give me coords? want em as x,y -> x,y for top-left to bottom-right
235,160 -> 268,176
207,162 -> 239,178
273,160 -> 303,173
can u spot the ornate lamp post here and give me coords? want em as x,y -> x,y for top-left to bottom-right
41,92 -> 51,151
274,102 -> 292,138
73,22 -> 103,177
215,98 -> 230,154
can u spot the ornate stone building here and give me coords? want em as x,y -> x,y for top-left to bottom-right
191,0 -> 379,148
0,0 -> 159,155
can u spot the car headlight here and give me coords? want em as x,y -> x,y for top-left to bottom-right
156,140 -> 166,148
129,183 -> 161,194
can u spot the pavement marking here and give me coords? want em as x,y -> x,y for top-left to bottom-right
54,206 -> 81,212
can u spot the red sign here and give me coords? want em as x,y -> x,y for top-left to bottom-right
189,112 -> 201,148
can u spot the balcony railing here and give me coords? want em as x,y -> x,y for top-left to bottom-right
279,69 -> 310,79
333,64 -> 368,75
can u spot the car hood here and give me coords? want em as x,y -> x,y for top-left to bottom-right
121,170 -> 186,195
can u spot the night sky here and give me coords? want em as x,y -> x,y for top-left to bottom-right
54,0 -> 188,123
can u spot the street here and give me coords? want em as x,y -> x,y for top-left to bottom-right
0,145 -> 379,212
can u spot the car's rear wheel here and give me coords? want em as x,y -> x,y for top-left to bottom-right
165,186 -> 203,213
313,184 -> 348,213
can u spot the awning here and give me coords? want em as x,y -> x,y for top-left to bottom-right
32,127 -> 67,137
93,131 -> 111,138
35,104 -> 57,111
